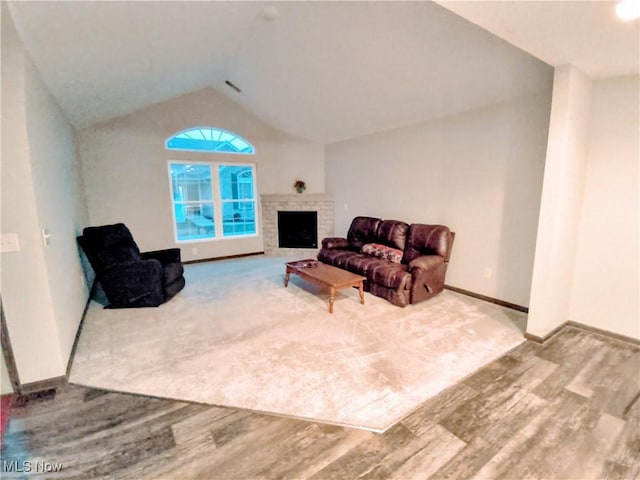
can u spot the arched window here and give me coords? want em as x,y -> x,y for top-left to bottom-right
166,127 -> 258,242
166,127 -> 255,154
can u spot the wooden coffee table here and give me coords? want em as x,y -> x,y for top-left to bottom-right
285,259 -> 366,313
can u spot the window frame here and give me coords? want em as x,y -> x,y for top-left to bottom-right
218,164 -> 258,238
167,160 -> 259,243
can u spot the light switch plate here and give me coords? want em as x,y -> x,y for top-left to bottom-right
0,233 -> 20,253
42,228 -> 51,246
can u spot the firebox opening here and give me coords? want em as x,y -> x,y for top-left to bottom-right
278,211 -> 318,248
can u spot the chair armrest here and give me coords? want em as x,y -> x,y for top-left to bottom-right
142,248 -> 182,265
321,237 -> 350,249
100,260 -> 164,308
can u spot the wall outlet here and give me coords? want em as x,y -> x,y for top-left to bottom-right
0,233 -> 20,253
483,267 -> 493,279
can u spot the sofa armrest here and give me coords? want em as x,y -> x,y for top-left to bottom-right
100,259 -> 164,308
409,255 -> 447,304
409,255 -> 444,271
142,248 -> 182,265
321,237 -> 350,249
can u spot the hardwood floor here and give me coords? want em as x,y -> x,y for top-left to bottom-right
1,325 -> 638,479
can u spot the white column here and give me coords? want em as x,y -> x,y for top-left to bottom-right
527,65 -> 593,339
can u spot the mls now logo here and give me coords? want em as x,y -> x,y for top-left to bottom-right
2,460 -> 64,473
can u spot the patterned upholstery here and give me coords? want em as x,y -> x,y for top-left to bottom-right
361,243 -> 404,264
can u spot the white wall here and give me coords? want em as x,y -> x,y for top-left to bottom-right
326,89 -> 553,307
527,66 -> 593,339
1,7 -> 63,383
569,76 -> 639,339
78,87 -> 325,262
24,59 -> 91,365
1,6 -> 90,384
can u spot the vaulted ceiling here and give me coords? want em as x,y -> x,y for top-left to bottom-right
7,1 -> 638,144
436,0 -> 639,79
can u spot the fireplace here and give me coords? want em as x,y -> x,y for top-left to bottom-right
261,193 -> 334,255
278,211 -> 318,248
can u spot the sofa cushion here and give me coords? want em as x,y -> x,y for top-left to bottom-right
347,216 -> 381,251
376,220 -> 409,251
361,243 -> 403,264
369,262 -> 411,290
343,254 -> 383,276
317,248 -> 359,269
339,254 -> 410,290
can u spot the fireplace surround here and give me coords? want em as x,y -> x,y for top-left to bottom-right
261,194 -> 334,256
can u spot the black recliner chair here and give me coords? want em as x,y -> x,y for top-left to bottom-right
78,223 -> 185,308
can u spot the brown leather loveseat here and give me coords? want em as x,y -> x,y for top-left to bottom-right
318,216 -> 454,307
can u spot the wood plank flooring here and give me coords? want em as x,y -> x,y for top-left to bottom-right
1,325 -> 638,479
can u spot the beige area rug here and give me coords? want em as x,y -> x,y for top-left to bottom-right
69,255 -> 526,433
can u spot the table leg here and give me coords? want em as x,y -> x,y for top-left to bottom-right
284,269 -> 290,287
329,287 -> 335,314
358,281 -> 365,305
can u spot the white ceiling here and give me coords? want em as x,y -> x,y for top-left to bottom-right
7,1 -> 638,144
435,0 -> 639,79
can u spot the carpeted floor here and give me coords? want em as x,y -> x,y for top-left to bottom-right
69,255 -> 526,433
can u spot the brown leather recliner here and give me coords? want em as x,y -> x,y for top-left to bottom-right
318,216 -> 454,307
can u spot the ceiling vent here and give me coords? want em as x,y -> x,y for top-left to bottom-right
225,80 -> 242,93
